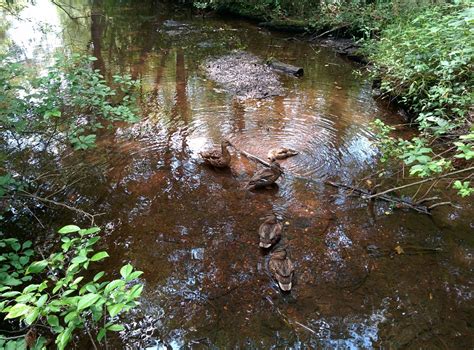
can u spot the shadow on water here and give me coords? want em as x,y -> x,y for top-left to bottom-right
3,0 -> 474,348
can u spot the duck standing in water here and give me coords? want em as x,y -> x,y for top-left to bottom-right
245,158 -> 283,190
269,247 -> 295,291
259,214 -> 282,248
199,139 -> 233,168
267,147 -> 298,160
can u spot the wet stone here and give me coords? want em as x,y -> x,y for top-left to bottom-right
204,51 -> 285,100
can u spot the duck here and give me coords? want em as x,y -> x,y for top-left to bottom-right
259,214 -> 282,248
269,247 -> 295,291
199,139 -> 233,168
267,147 -> 298,160
245,158 -> 283,190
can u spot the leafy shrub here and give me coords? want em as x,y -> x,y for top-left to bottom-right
368,5 -> 473,127
0,53 -> 139,151
368,4 -> 473,196
0,225 -> 143,349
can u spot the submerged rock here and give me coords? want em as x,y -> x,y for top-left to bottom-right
204,52 -> 284,99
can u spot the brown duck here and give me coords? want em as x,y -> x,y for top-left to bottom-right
269,248 -> 295,291
199,139 -> 232,168
259,214 -> 282,248
245,158 -> 283,190
267,147 -> 298,160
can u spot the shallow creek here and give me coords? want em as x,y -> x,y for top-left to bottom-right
4,0 -> 474,348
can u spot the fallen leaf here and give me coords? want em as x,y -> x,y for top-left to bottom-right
394,245 -> 404,255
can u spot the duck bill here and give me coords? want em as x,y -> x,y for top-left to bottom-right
259,242 -> 272,249
278,281 -> 292,291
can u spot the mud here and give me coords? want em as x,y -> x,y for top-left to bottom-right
204,52 -> 285,99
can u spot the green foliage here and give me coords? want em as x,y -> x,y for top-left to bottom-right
453,180 -> 474,197
0,226 -> 144,350
367,4 -> 473,197
192,0 -> 320,20
367,5 -> 473,130
0,53 -> 139,151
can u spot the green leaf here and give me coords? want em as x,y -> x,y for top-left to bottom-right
93,271 -> 105,282
22,241 -> 32,249
5,303 -> 31,319
71,256 -> 88,264
120,264 -> 133,279
129,284 -> 144,299
90,251 -> 109,262
58,225 -> 81,234
79,227 -> 100,236
107,303 -> 125,317
64,311 -> 79,325
104,280 -> 125,293
37,294 -> 48,307
47,315 -> 60,328
26,260 -> 48,274
77,293 -> 100,311
127,271 -> 143,281
97,328 -> 106,342
107,324 -> 125,332
25,307 -> 40,325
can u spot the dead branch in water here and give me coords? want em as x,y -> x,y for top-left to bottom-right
238,149 -> 271,167
326,181 -> 432,215
365,166 -> 474,200
17,191 -> 104,225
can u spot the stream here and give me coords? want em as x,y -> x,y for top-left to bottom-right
3,0 -> 474,348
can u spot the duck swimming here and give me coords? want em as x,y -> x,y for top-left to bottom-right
245,158 -> 283,190
267,147 -> 298,160
259,214 -> 282,249
269,247 -> 295,291
199,139 -> 233,168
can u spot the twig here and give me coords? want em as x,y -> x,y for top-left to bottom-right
17,191 -> 104,224
51,0 -> 90,20
84,322 -> 98,350
416,196 -> 440,205
23,205 -> 45,228
428,202 -> 461,210
0,334 -> 26,340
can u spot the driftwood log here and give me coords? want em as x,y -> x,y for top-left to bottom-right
268,59 -> 304,77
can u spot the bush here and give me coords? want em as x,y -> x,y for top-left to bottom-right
0,225 -> 143,349
0,53 -> 139,151
367,4 -> 473,196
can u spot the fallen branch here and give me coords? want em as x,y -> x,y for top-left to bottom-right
326,181 -> 432,215
366,166 -> 474,200
238,149 -> 270,167
311,24 -> 350,40
17,191 -> 104,225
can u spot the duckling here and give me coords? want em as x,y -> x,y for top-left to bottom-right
267,147 -> 299,160
199,139 -> 232,168
245,158 -> 283,190
269,248 -> 295,291
259,214 -> 282,248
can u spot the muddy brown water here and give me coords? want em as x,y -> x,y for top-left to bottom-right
3,0 -> 474,349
